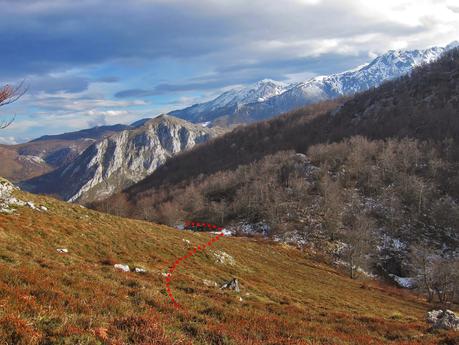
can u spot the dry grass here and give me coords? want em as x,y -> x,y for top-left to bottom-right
0,189 -> 457,344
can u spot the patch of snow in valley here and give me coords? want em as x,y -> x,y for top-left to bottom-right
389,274 -> 417,289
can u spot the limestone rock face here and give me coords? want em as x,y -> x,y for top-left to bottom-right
22,115 -> 223,203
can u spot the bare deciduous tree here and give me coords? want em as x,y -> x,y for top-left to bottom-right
341,214 -> 375,279
0,82 -> 26,129
410,245 -> 459,307
319,172 -> 343,241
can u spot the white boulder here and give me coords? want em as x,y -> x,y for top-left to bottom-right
114,264 -> 130,272
213,250 -> 235,266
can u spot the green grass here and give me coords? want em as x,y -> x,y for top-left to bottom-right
0,189 -> 457,344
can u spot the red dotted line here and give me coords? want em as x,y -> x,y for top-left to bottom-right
165,221 -> 225,309
184,220 -> 223,230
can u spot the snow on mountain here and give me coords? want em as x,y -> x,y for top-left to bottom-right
169,79 -> 288,123
171,43 -> 456,126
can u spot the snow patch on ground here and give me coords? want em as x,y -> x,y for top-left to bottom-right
19,155 -> 46,165
389,274 -> 417,289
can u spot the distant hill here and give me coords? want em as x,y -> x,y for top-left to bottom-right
30,124 -> 132,142
0,123 -> 136,182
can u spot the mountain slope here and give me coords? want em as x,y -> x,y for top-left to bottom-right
0,183 -> 454,344
22,115 -> 224,203
172,44 -> 455,126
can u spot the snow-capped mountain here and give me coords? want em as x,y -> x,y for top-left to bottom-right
171,43 -> 457,126
169,79 -> 287,123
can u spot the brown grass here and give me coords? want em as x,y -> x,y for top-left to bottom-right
0,189 -> 457,344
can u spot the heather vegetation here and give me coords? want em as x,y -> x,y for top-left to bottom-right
0,189 -> 457,344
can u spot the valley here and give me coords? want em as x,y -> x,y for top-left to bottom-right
0,4 -> 458,343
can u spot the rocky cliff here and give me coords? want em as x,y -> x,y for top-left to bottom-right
22,115 -> 224,203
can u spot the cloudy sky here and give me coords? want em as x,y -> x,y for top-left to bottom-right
0,0 -> 458,143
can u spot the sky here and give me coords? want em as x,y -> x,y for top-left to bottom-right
0,0 -> 458,144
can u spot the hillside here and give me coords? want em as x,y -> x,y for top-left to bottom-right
0,181 -> 456,344
22,115 -> 225,203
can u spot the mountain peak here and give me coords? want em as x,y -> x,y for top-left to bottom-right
446,40 -> 459,50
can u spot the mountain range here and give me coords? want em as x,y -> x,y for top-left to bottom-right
9,42 -> 459,204
171,42 -> 458,126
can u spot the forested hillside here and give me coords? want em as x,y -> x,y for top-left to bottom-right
120,48 -> 459,197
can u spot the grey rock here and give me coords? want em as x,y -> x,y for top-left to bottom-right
220,278 -> 240,293
426,310 -> 459,331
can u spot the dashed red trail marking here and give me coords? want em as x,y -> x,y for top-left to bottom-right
165,221 -> 225,309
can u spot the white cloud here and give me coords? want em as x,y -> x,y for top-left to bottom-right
0,136 -> 18,145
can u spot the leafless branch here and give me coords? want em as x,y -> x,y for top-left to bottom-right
0,81 -> 27,129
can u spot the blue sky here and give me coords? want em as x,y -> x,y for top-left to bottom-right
0,0 -> 458,144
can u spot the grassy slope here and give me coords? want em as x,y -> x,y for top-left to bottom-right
0,190 -> 457,344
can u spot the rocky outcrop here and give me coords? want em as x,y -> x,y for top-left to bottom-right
22,115 -> 224,203
426,310 -> 459,331
0,178 -> 48,214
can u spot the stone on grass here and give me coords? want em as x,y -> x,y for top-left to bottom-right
220,278 -> 240,293
203,279 -> 218,287
134,267 -> 147,273
426,310 -> 459,331
213,250 -> 235,265
27,201 -> 37,210
114,264 -> 130,272
56,248 -> 68,254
